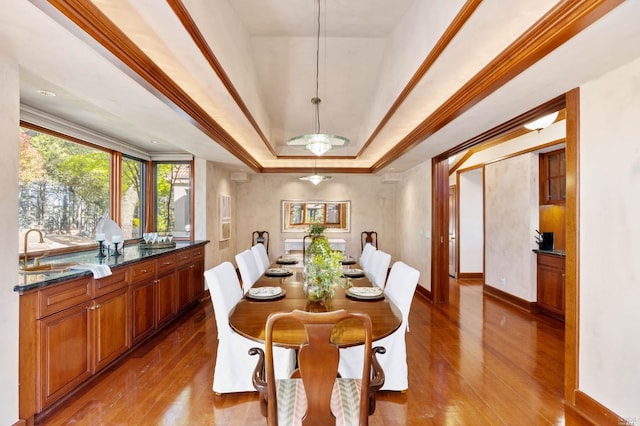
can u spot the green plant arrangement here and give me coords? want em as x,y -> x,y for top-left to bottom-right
307,223 -> 327,237
304,228 -> 350,304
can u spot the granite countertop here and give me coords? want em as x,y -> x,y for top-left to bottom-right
533,248 -> 566,257
14,240 -> 208,293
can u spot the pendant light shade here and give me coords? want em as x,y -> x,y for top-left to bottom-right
299,173 -> 332,185
524,111 -> 559,131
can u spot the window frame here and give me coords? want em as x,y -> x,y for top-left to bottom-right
18,121 -> 194,258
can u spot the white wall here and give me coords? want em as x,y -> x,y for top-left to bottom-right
395,162 -> 432,291
458,168 -> 484,274
484,154 -> 538,301
0,59 -> 20,423
578,56 -> 640,419
234,174 -> 397,265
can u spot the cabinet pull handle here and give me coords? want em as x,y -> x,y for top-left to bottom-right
140,269 -> 148,273
190,265 -> 195,269
164,262 -> 172,265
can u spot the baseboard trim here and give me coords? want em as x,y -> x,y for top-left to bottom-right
457,272 -> 483,279
483,284 -> 536,313
573,390 -> 626,425
415,284 -> 432,303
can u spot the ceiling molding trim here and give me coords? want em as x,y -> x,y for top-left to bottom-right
20,105 -> 152,160
357,0 -> 482,157
167,0 -> 277,158
261,167 -> 372,174
37,0 -> 263,172
372,0 -> 624,172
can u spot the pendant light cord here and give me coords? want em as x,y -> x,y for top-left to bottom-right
314,0 -> 321,134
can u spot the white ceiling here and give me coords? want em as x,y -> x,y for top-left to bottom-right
2,0 -> 640,176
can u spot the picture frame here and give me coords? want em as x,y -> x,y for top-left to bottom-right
219,194 -> 231,241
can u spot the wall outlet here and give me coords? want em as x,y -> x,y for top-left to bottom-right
500,276 -> 506,285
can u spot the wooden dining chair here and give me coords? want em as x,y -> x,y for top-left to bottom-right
250,309 -> 386,425
360,231 -> 378,251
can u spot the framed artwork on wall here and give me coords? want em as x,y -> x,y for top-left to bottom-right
219,194 -> 231,241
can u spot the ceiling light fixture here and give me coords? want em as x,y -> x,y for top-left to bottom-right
524,111 -> 559,132
287,0 -> 349,156
299,159 -> 331,185
37,89 -> 56,97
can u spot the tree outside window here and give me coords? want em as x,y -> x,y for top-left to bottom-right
154,162 -> 191,238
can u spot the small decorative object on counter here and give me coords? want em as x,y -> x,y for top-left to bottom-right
96,232 -> 107,258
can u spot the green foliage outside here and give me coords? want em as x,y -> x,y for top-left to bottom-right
19,129 -> 109,239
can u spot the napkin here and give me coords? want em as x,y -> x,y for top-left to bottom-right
70,263 -> 112,278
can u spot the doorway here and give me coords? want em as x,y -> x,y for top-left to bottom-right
448,185 -> 457,278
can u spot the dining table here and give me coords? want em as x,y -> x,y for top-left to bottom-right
228,259 -> 402,348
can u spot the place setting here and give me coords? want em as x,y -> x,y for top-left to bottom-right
342,268 -> 365,278
275,256 -> 299,265
345,286 -> 385,301
246,286 -> 286,301
264,267 -> 294,277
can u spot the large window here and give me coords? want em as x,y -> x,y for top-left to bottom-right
19,127 -> 110,251
154,162 -> 192,239
121,155 -> 145,239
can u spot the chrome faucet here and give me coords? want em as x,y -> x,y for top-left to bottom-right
23,228 -> 45,269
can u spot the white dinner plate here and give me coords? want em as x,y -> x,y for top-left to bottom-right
247,286 -> 285,300
347,286 -> 384,300
342,268 -> 365,278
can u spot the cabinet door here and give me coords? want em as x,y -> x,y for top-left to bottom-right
156,271 -> 177,326
176,264 -> 191,312
131,279 -> 156,344
537,255 -> 565,318
93,287 -> 130,372
189,256 -> 204,303
38,301 -> 93,410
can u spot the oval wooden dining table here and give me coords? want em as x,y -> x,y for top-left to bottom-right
228,264 -> 402,348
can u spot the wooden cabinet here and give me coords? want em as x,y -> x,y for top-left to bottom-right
38,299 -> 93,409
536,253 -> 565,320
93,286 -> 130,372
540,148 -> 566,204
19,244 -> 207,421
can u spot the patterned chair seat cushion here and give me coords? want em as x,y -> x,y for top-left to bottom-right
276,378 -> 362,425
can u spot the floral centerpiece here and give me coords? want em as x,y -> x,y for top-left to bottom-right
304,224 -> 350,303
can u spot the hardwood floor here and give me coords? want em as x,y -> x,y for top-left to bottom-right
37,279 -> 591,425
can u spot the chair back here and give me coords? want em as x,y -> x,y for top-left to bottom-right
236,249 -> 261,293
265,309 -> 373,426
359,243 -> 376,272
251,243 -> 270,274
252,230 -> 269,254
383,261 -> 420,328
204,262 -> 243,339
368,250 -> 391,288
361,231 -> 378,250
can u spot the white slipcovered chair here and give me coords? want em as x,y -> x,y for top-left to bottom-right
235,249 -> 261,294
251,243 -> 270,275
204,262 -> 295,394
359,243 -> 377,273
339,261 -> 420,391
366,250 -> 391,288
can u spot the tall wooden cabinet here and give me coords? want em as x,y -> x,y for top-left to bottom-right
18,244 -> 207,422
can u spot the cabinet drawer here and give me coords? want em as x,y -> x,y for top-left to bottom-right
129,260 -> 156,283
38,277 -> 93,319
94,267 -> 129,296
191,246 -> 204,261
156,254 -> 177,275
537,253 -> 565,269
176,250 -> 192,265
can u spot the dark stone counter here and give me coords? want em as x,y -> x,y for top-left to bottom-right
14,240 -> 208,293
533,249 -> 566,257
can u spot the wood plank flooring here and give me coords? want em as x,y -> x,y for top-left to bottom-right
37,279 -> 591,425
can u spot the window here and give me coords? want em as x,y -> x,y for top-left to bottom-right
154,162 -> 192,239
282,200 -> 350,232
19,127 -> 110,251
121,155 -> 145,239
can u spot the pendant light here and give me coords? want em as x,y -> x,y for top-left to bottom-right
287,0 -> 349,156
299,159 -> 331,185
